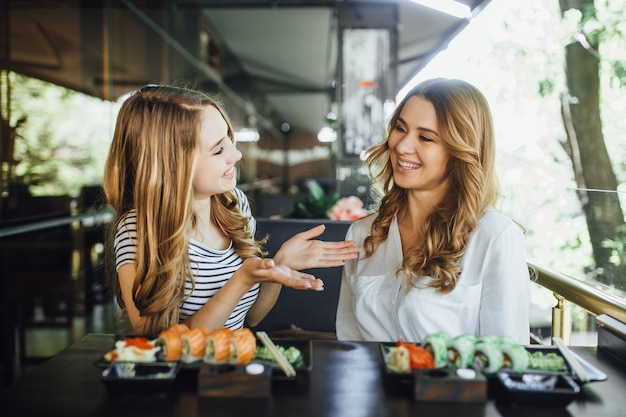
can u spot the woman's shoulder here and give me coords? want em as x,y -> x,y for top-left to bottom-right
232,187 -> 247,202
347,212 -> 377,239
353,212 -> 376,228
116,209 -> 137,230
476,208 -> 525,238
232,188 -> 251,214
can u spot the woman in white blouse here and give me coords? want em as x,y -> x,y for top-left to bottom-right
336,78 -> 530,344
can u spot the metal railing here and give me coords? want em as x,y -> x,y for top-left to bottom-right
0,208 -> 113,238
528,261 -> 626,344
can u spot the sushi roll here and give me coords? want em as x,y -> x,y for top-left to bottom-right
473,341 -> 503,374
447,334 -> 476,368
501,343 -> 530,372
204,327 -> 234,364
231,328 -> 256,365
422,332 -> 450,368
156,329 -> 183,361
181,327 -> 210,363
167,323 -> 190,334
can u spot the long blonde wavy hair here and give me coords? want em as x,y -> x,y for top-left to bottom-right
364,78 -> 499,293
103,84 -> 263,334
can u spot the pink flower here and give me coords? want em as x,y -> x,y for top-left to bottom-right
327,196 -> 368,221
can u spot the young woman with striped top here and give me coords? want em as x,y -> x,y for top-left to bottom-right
103,84 -> 359,336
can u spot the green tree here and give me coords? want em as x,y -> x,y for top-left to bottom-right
558,0 -> 626,289
8,72 -> 117,197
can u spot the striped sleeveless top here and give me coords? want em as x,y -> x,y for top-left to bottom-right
113,188 -> 259,329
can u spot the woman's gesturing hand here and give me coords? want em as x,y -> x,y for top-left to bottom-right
241,257 -> 324,291
274,224 -> 360,270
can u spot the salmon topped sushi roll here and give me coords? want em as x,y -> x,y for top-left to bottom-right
156,329 -> 183,361
167,323 -> 190,334
204,328 -> 233,364
181,327 -> 210,363
231,328 -> 256,365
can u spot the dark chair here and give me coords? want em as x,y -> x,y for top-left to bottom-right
76,186 -> 108,315
0,196 -> 82,367
249,218 -> 351,338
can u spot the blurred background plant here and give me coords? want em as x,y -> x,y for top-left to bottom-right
290,180 -> 339,219
290,179 -> 368,221
327,196 -> 369,221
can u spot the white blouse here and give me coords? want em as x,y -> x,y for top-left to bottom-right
336,209 -> 530,344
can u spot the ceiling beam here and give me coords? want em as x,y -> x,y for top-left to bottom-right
173,1 -> 337,9
120,0 -> 282,138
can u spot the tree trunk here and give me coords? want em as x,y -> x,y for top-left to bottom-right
560,0 -> 626,288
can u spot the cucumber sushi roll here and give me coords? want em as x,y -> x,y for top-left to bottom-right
447,334 -> 476,368
422,332 -> 450,368
473,341 -> 503,374
501,343 -> 530,372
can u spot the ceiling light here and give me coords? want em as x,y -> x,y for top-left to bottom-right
409,0 -> 472,19
317,126 -> 337,143
234,128 -> 260,142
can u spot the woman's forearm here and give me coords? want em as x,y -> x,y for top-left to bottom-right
184,268 -> 254,330
245,282 -> 282,326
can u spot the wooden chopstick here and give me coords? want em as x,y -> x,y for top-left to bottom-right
553,336 -> 589,383
256,331 -> 297,377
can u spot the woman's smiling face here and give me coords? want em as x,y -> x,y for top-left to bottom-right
192,105 -> 242,199
388,95 -> 450,195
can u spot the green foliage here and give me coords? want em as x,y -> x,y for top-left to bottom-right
602,223 -> 626,267
610,60 -> 626,88
561,1 -> 626,87
538,78 -> 555,97
7,72 -> 119,196
290,180 -> 339,219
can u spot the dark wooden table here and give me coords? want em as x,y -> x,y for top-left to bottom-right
3,334 -> 625,417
